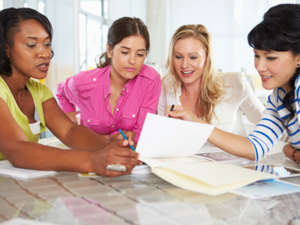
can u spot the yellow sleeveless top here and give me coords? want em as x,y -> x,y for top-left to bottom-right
0,77 -> 53,160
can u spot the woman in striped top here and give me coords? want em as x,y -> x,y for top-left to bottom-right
166,4 -> 300,164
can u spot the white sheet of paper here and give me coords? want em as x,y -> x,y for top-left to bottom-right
136,114 -> 214,159
131,165 -> 151,174
0,160 -> 56,180
197,146 -> 224,154
142,156 -> 209,168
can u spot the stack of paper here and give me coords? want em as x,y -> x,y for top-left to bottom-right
0,160 -> 56,180
136,114 -> 275,196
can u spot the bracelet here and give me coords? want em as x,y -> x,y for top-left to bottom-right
292,149 -> 300,164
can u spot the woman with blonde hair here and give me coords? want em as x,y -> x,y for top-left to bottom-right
167,4 -> 300,162
158,24 -> 264,136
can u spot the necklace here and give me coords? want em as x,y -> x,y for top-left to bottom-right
110,87 -> 122,97
184,87 -> 196,113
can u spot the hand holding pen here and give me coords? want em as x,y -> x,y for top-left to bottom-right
168,104 -> 175,117
119,129 -> 136,151
166,105 -> 200,122
105,129 -> 138,173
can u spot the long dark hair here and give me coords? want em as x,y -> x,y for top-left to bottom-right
97,17 -> 150,68
248,4 -> 300,130
0,7 -> 54,76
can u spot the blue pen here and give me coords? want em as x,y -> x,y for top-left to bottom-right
119,129 -> 135,151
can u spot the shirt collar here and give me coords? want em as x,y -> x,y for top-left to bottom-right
103,66 -> 111,99
103,65 -> 135,99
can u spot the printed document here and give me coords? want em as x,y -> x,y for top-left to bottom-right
136,114 -> 214,158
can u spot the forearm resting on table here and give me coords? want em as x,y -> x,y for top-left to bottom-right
4,141 -> 93,172
208,127 -> 256,161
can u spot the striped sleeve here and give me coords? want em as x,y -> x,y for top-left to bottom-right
247,91 -> 285,161
292,75 -> 300,147
253,164 -> 277,175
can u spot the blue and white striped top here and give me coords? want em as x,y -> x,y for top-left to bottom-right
248,75 -> 300,161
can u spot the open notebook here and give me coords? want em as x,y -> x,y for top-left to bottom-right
136,114 -> 275,196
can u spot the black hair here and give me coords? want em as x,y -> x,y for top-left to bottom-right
248,4 -> 300,130
97,17 -> 150,68
0,7 -> 54,76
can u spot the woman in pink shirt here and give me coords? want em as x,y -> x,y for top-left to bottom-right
57,17 -> 161,145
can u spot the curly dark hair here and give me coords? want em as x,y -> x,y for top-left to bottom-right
0,7 -> 54,76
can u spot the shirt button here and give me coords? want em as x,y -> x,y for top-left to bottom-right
127,90 -> 129,92
116,108 -> 119,111
132,114 -> 135,118
112,125 -> 114,128
87,119 -> 90,122
104,95 -> 106,97
93,78 -> 96,81
123,88 -> 125,91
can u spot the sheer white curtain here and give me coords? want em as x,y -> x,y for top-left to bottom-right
107,0 -> 147,26
147,0 -> 300,97
2,0 -> 300,97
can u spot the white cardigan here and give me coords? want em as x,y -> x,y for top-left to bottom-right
158,72 -> 265,136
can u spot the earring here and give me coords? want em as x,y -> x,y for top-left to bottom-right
297,63 -> 300,67
5,50 -> 10,58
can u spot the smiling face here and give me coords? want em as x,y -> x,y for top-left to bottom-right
6,19 -> 51,80
107,35 -> 146,82
254,49 -> 300,92
173,37 -> 207,86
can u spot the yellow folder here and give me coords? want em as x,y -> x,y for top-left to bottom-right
142,157 -> 275,196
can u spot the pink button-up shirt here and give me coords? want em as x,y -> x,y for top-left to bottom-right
57,64 -> 161,142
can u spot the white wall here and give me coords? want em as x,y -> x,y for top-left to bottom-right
148,0 -> 300,96
107,0 -> 147,26
146,0 -> 170,67
2,0 -> 300,97
43,0 -> 76,95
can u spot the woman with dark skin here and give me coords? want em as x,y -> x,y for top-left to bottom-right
0,7 -> 140,177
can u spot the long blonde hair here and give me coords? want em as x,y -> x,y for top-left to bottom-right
162,24 -> 224,123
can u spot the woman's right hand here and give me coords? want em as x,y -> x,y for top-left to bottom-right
89,144 -> 141,177
166,105 -> 205,123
